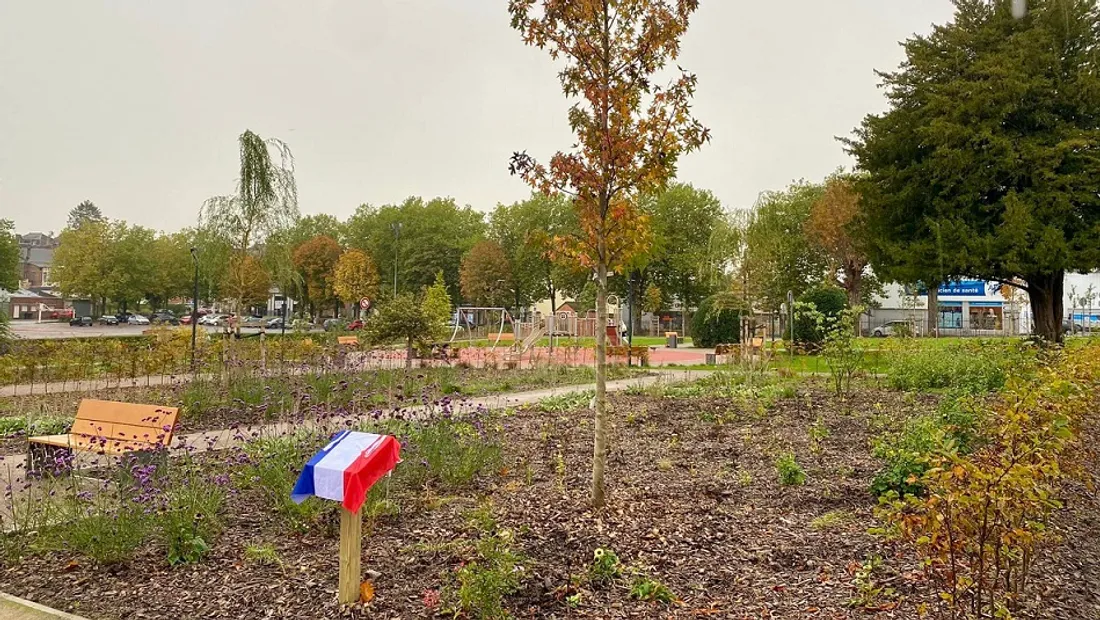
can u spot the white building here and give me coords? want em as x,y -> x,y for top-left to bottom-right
866,271 -> 1100,335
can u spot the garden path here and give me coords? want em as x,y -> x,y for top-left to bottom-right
2,369 -> 711,473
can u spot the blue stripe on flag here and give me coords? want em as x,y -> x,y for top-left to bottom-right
291,429 -> 350,504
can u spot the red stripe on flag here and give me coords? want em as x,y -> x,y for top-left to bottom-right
342,435 -> 401,513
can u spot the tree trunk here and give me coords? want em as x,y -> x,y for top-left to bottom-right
591,258 -> 609,508
845,265 -> 863,335
1027,271 -> 1064,343
926,283 -> 939,338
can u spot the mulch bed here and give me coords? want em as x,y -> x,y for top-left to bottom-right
0,381 -> 1094,618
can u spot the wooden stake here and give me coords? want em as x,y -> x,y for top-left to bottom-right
338,506 -> 362,604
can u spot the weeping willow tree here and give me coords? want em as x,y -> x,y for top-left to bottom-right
200,130 -> 299,317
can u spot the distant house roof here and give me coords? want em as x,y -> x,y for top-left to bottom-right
10,288 -> 60,301
18,232 -> 59,248
556,301 -> 579,314
25,247 -> 54,267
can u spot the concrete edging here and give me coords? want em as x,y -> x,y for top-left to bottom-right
0,592 -> 90,619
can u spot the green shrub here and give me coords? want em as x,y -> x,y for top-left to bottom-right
629,576 -> 675,604
30,417 -> 71,436
237,431 -> 334,531
0,416 -> 70,438
691,293 -> 742,348
794,286 -> 847,345
871,395 -> 983,498
536,390 -> 593,414
589,547 -> 622,585
775,452 -> 807,486
398,418 -> 502,489
0,417 -> 26,437
60,505 -> 150,565
446,507 -> 525,620
885,340 -> 1032,393
162,473 -> 226,565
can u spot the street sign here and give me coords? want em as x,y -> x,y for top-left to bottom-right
359,298 -> 371,310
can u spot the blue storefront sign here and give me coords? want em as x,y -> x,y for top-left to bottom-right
913,280 -> 999,297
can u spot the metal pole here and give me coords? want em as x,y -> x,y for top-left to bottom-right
627,273 -> 634,367
190,248 -> 199,371
392,222 -> 402,297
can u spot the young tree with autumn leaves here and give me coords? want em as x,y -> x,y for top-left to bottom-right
292,235 -> 343,317
804,174 -> 877,312
460,240 -> 514,309
508,0 -> 709,507
333,249 -> 381,318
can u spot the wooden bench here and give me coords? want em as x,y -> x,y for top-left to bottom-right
28,399 -> 179,469
337,335 -> 360,347
606,345 -> 650,366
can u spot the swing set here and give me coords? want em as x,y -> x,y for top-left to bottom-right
448,307 -> 514,350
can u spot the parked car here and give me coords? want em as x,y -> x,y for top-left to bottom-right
199,313 -> 232,327
347,319 -> 364,331
179,314 -> 192,325
99,315 -> 120,326
265,317 -> 285,330
115,312 -> 134,324
150,312 -> 179,325
69,316 -> 93,327
323,318 -> 345,332
241,315 -> 268,327
872,320 -> 918,338
209,314 -> 235,327
128,315 -> 150,326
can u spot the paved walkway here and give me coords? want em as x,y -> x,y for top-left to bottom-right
2,369 -> 710,472
0,351 -> 713,398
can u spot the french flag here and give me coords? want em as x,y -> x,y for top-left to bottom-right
291,430 -> 401,513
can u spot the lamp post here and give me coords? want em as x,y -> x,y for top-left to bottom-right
391,222 -> 403,297
627,273 -> 635,367
190,247 -> 199,371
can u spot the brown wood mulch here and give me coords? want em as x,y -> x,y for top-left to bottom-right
0,383 -> 1095,619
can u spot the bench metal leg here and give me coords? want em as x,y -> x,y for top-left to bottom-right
27,443 -> 74,477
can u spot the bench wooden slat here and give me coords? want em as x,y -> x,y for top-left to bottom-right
76,399 -> 177,428
29,399 -> 179,457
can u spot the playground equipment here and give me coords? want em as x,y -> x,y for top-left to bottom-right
449,307 -> 512,349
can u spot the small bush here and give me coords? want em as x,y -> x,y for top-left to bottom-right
876,346 -> 1098,618
446,507 -> 526,620
691,293 -> 742,348
885,340 -> 1033,394
244,543 -> 284,569
870,395 -> 983,498
629,576 -> 675,604
162,473 -> 226,565
397,418 -> 502,490
0,416 -> 70,438
775,452 -> 806,486
794,286 -> 847,345
536,391 -> 593,414
0,417 -> 27,437
60,505 -> 150,565
238,431 -> 334,531
589,547 -> 622,585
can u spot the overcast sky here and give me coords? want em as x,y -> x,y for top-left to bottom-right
0,0 -> 955,235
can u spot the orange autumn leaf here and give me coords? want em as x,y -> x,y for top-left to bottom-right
360,580 -> 375,603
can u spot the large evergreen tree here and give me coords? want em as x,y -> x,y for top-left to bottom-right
67,200 -> 104,229
847,0 -> 1100,341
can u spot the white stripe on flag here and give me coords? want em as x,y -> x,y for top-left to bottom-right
313,432 -> 384,502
